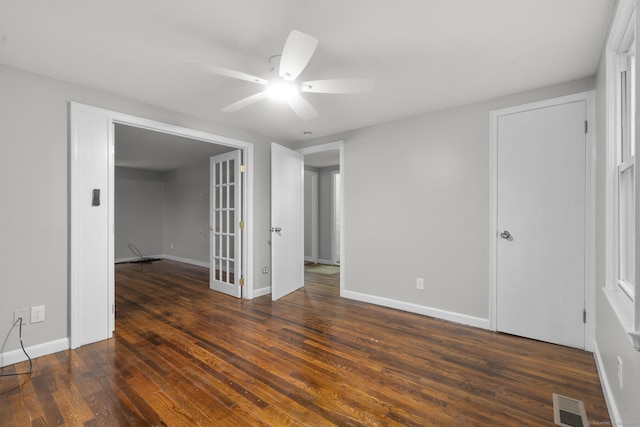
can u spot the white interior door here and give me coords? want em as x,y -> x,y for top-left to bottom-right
271,142 -> 304,300
496,100 -> 587,349
210,151 -> 242,298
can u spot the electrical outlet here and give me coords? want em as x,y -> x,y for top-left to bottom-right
262,267 -> 269,274
618,356 -> 624,389
13,309 -> 27,326
31,305 -> 45,323
416,277 -> 424,290
170,243 -> 174,249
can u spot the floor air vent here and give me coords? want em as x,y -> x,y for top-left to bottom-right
553,393 -> 588,427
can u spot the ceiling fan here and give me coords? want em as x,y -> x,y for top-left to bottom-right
186,30 -> 374,121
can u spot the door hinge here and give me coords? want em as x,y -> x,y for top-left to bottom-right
584,121 -> 588,134
239,164 -> 245,173
583,309 -> 587,324
239,277 -> 245,287
239,221 -> 245,230
112,304 -> 115,314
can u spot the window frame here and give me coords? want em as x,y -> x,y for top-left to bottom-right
605,0 -> 640,351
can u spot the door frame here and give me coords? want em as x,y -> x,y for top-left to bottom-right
488,91 -> 595,350
297,141 -> 345,295
70,102 -> 254,348
331,169 -> 340,265
304,169 -> 319,263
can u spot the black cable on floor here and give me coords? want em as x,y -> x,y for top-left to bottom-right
0,317 -> 33,377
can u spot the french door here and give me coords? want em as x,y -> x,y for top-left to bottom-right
210,151 -> 243,298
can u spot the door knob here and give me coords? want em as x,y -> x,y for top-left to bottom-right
500,230 -> 511,239
270,227 -> 282,232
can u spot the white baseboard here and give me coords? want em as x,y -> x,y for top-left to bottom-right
341,290 -> 490,330
0,338 -> 69,368
253,286 -> 271,298
317,258 -> 334,265
593,341 -> 622,425
118,254 -> 233,271
161,254 -> 210,269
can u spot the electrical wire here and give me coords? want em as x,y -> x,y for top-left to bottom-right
0,317 -> 33,377
128,242 -> 144,261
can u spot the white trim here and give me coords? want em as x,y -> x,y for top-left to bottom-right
489,91 -> 596,351
70,102 -> 254,348
316,258 -> 334,265
331,170 -> 340,265
593,341 -> 623,426
115,255 -> 211,269
0,338 -> 69,368
342,290 -> 490,330
604,0 -> 640,350
252,286 -> 271,298
162,254 -> 211,269
297,141 -> 346,296
604,287 -> 640,350
304,169 -> 319,263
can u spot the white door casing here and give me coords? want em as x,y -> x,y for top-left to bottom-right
304,169 -> 319,263
271,142 -> 304,301
210,151 -> 243,298
297,141 -> 346,296
70,105 -> 113,348
70,102 -> 254,348
490,92 -> 595,350
332,170 -> 341,265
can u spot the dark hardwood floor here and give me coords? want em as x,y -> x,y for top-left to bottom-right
1,259 -> 609,426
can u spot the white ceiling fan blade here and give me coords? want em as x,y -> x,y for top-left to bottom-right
185,60 -> 268,85
286,95 -> 318,121
279,30 -> 318,82
301,79 -> 374,94
221,91 -> 268,112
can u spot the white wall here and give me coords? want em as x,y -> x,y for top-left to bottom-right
0,65 -> 275,356
114,167 -> 165,260
115,161 -> 215,265
297,77 -> 595,323
163,160 -> 211,264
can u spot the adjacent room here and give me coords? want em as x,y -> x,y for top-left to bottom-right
1,0 -> 639,425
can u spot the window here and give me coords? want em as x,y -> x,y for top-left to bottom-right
617,33 -> 636,302
606,0 -> 639,350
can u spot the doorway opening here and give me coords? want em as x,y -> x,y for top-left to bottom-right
70,103 -> 254,349
298,141 -> 344,294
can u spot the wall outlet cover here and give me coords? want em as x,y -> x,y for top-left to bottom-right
14,309 -> 28,326
31,305 -> 45,323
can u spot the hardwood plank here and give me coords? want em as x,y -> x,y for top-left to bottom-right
0,259 -> 610,426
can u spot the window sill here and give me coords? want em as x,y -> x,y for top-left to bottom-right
603,287 -> 640,351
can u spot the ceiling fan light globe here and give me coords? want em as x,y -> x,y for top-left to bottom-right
267,81 -> 299,101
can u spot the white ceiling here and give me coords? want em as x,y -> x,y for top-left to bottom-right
115,123 -> 339,171
0,0 -> 615,144
114,124 -> 235,171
